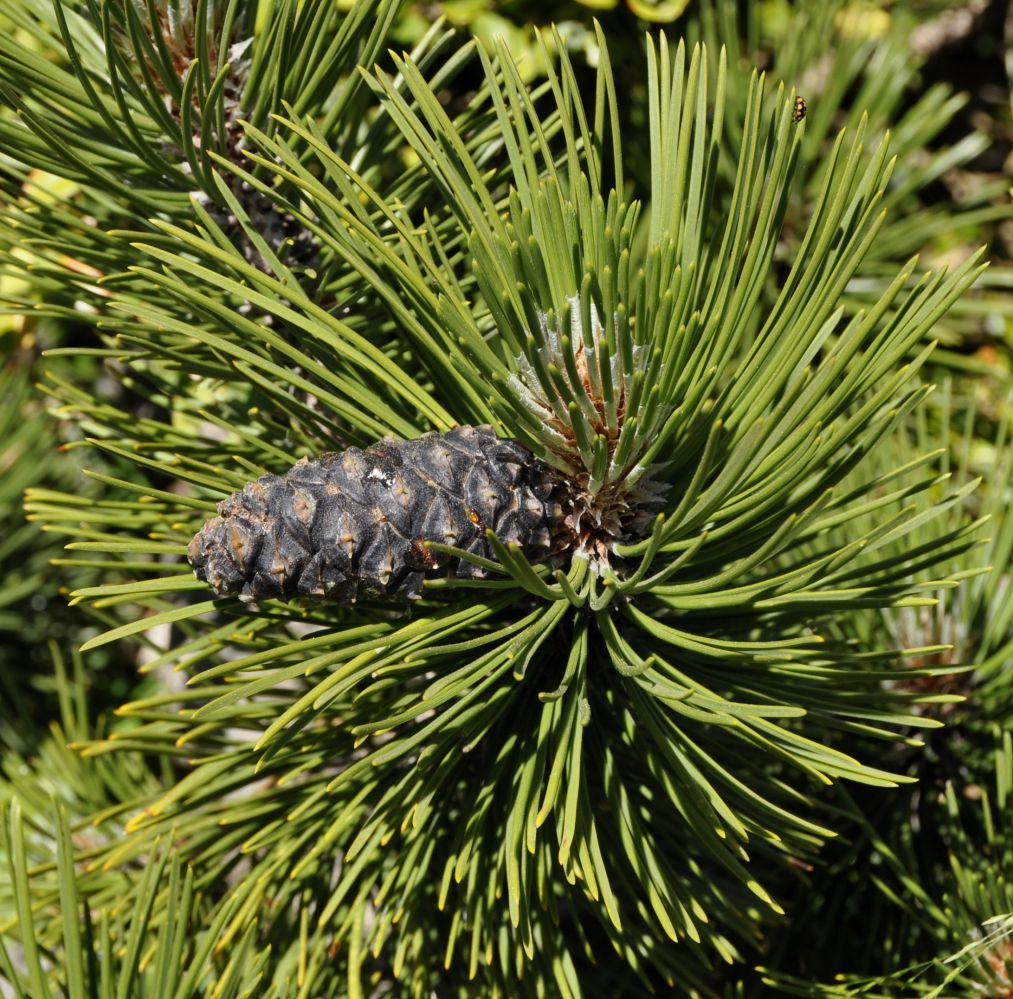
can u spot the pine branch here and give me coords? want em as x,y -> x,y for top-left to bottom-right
0,4 -> 1004,995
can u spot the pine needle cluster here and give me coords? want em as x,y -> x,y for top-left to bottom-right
0,1 -> 1008,996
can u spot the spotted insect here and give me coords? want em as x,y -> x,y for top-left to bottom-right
793,95 -> 807,123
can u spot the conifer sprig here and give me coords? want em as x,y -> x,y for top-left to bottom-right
1,8 -> 997,995
0,0 -> 464,327
11,25 -> 992,988
0,0 -> 400,203
696,0 -> 1013,367
764,734 -> 1013,997
752,391 -> 1011,990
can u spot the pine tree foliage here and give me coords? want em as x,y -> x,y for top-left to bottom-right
0,2 -> 1005,996
754,390 -> 1012,992
0,646 -> 162,928
0,355 -> 128,753
0,646 -> 262,999
0,364 -> 60,718
1,807 -> 269,999
767,733 -> 1013,997
0,0 -> 401,207
695,0 -> 1013,370
0,0 -> 475,331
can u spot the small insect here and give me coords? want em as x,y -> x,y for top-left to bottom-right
792,95 -> 807,123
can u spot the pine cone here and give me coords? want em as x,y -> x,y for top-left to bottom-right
188,426 -> 564,603
195,176 -> 321,276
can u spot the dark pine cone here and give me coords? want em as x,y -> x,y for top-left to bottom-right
188,426 -> 565,603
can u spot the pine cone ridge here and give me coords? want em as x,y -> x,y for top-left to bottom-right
188,426 -> 567,604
